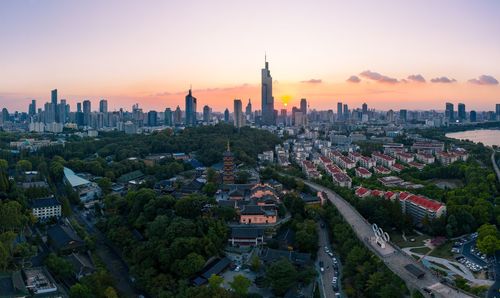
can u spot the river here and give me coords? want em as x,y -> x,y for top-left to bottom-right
446,129 -> 500,147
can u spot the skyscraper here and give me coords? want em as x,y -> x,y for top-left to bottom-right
224,108 -> 230,122
185,89 -> 197,126
457,103 -> 466,121
362,103 -> 368,114
470,110 -> 477,122
51,89 -> 57,105
400,109 -> 407,122
203,105 -> 211,122
300,98 -> 307,115
261,57 -> 275,125
147,110 -> 157,126
77,102 -> 82,113
164,108 -> 173,126
343,104 -> 349,120
83,100 -> 91,125
174,106 -> 182,124
58,99 -> 67,123
496,104 -> 500,119
29,99 -> 36,116
337,102 -> 343,120
245,99 -> 252,119
99,99 -> 108,113
445,102 -> 454,121
233,99 -> 245,128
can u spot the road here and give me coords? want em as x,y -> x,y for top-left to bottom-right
316,221 -> 343,298
304,180 -> 472,298
487,251 -> 500,298
72,209 -> 141,298
491,151 -> 500,183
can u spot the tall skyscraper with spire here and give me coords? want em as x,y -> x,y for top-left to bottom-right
261,56 -> 275,125
245,99 -> 252,118
185,89 -> 197,126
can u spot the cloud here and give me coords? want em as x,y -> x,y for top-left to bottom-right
430,76 -> 456,83
359,70 -> 398,84
407,74 -> 426,83
301,79 -> 322,84
468,75 -> 499,85
346,75 -> 361,83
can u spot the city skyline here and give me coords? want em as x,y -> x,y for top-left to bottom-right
1,0 -> 500,112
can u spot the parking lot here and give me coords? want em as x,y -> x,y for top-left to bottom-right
452,233 -> 494,279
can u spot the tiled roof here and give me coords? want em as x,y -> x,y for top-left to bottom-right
407,195 -> 444,212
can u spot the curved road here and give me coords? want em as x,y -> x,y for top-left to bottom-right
304,180 -> 472,298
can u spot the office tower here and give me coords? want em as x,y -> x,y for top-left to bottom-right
362,103 -> 368,114
99,99 -> 108,113
445,102 -> 454,121
300,98 -> 307,115
185,89 -> 197,126
58,99 -> 67,123
233,99 -> 245,128
343,104 -> 349,120
44,103 -> 56,123
457,103 -> 466,121
261,57 -> 275,125
400,109 -> 407,122
147,110 -> 157,126
224,108 -> 230,122
496,104 -> 500,119
203,105 -> 211,122
337,102 -> 343,120
293,111 -> 304,127
223,141 -> 235,184
280,109 -> 287,126
29,100 -> 36,116
174,106 -> 182,124
51,89 -> 57,105
164,108 -> 173,126
387,109 -> 394,122
83,100 -> 91,125
77,102 -> 82,113
470,110 -> 477,122
245,99 -> 252,118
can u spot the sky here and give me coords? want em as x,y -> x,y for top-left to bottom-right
1,0 -> 500,112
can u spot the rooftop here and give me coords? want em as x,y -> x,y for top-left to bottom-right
31,197 -> 60,209
64,167 -> 91,187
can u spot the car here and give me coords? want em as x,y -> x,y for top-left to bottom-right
235,266 -> 241,272
328,252 -> 334,258
332,257 -> 338,264
335,293 -> 341,297
319,261 -> 325,273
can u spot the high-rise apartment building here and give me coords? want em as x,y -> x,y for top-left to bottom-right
164,108 -> 173,126
203,105 -> 211,122
233,99 -> 245,128
99,99 -> 108,113
337,102 -> 343,120
457,103 -> 466,121
445,102 -> 454,121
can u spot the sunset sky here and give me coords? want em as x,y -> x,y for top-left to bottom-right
1,0 -> 499,112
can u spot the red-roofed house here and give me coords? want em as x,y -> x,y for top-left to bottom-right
332,172 -> 352,188
348,152 -> 363,162
370,189 -> 384,198
384,191 -> 397,201
398,192 -> 446,223
355,187 -> 371,198
408,162 -> 425,170
372,152 -> 396,167
355,167 -> 372,179
415,152 -> 435,164
390,163 -> 406,173
373,166 -> 391,175
436,152 -> 459,165
337,156 -> 356,170
359,156 -> 376,169
395,152 -> 414,163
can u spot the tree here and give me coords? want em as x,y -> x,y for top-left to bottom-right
16,160 -> 32,172
208,274 -> 224,290
229,274 -> 251,297
69,283 -> 93,298
176,252 -> 205,278
0,242 -> 9,270
265,259 -> 298,296
202,182 -> 218,197
104,287 -> 118,298
477,235 -> 500,255
0,159 -> 8,171
0,201 -> 25,231
250,254 -> 261,272
97,177 -> 112,195
45,253 -> 74,279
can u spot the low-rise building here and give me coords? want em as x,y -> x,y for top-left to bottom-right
228,227 -> 265,246
239,205 -> 277,224
332,172 -> 352,188
390,163 -> 406,173
337,155 -> 356,169
378,176 -> 404,187
359,156 -> 376,169
411,142 -> 444,154
398,192 -> 446,223
355,167 -> 372,178
31,197 -> 61,220
372,152 -> 396,167
373,166 -> 391,175
63,167 -> 101,203
408,161 -> 425,170
415,152 -> 435,164
395,152 -> 414,163
436,151 -> 459,165
355,187 -> 371,198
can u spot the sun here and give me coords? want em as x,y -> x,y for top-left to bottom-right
281,94 -> 292,107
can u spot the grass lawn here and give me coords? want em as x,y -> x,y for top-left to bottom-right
429,241 -> 454,260
390,232 -> 430,248
429,260 -> 449,271
410,247 -> 431,255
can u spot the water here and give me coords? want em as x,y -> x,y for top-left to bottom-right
446,129 -> 500,147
